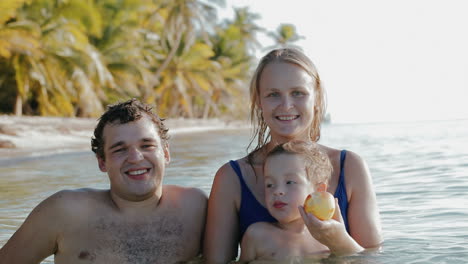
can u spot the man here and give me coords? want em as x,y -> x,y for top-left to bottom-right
0,99 -> 207,263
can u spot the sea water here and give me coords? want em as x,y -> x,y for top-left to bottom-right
1,119 -> 467,263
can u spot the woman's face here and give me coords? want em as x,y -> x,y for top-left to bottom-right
258,62 -> 316,142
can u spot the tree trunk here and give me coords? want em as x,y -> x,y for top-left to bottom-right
202,101 -> 210,119
149,29 -> 184,89
14,94 -> 22,116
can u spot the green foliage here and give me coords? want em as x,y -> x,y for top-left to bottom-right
266,23 -> 305,50
0,0 -> 297,119
0,0 -> 31,25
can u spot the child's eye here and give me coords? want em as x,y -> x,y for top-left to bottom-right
286,180 -> 296,185
266,183 -> 273,188
113,148 -> 125,153
142,144 -> 156,149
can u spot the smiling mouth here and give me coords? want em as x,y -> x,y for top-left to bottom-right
276,115 -> 299,121
126,168 -> 150,180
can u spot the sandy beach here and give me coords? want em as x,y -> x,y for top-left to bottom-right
0,115 -> 249,161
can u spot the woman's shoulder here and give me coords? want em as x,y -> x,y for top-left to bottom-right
339,149 -> 369,176
318,144 -> 370,183
214,159 -> 236,178
209,158 -> 245,210
211,158 -> 246,193
214,156 -> 249,178
318,144 -> 343,168
318,144 -> 366,166
329,148 -> 372,191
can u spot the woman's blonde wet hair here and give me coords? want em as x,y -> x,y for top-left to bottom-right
247,48 -> 326,157
265,140 -> 332,184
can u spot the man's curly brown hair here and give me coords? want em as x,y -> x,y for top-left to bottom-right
91,98 -> 169,160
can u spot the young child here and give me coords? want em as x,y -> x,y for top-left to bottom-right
239,140 -> 334,262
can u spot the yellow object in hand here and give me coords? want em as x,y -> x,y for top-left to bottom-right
304,191 -> 335,220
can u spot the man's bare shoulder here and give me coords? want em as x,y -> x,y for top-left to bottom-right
36,188 -> 110,220
34,187 -> 99,205
161,186 -> 206,221
163,185 -> 207,202
45,188 -> 108,207
0,188 -> 111,263
52,188 -> 107,197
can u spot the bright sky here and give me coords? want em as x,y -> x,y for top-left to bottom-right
220,0 -> 468,123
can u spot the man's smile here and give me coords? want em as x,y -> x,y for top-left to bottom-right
125,168 -> 151,180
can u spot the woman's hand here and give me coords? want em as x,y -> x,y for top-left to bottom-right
299,198 -> 364,255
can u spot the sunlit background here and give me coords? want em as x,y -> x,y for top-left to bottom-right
220,0 -> 468,123
2,0 -> 467,124
1,1 -> 468,262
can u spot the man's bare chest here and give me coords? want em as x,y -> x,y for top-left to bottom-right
56,216 -> 186,264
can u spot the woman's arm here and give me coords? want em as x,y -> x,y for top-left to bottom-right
300,199 -> 364,255
299,151 -> 383,255
345,151 -> 383,248
204,163 -> 241,264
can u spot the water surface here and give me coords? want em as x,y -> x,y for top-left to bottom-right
1,120 -> 467,263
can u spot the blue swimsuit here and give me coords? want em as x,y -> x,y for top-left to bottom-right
230,149 -> 350,239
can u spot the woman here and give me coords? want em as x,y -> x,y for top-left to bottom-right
204,48 -> 383,263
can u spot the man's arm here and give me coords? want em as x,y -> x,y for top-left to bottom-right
0,191 -> 65,264
183,186 -> 208,256
165,185 -> 208,259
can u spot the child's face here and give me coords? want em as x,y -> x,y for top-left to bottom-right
264,153 -> 314,224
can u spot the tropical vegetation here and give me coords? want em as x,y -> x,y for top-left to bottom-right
0,0 -> 304,119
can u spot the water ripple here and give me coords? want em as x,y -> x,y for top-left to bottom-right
2,121 -> 468,263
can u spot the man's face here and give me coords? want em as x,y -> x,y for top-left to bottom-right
98,114 -> 169,201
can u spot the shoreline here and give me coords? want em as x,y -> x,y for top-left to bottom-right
0,115 -> 250,162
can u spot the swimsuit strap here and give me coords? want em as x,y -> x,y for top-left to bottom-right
339,150 -> 347,183
336,149 -> 350,233
229,160 -> 248,189
229,160 -> 276,239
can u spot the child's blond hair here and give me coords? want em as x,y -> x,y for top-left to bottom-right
265,140 -> 332,184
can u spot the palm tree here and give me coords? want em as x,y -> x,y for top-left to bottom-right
90,0 -> 160,103
0,0 -> 42,115
149,0 -> 223,88
229,7 -> 263,53
0,0 -> 29,25
0,21 -> 42,116
266,23 -> 304,50
1,0 -> 267,119
0,0 -> 109,116
150,0 -> 235,118
208,6 -> 263,119
156,34 -> 225,118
